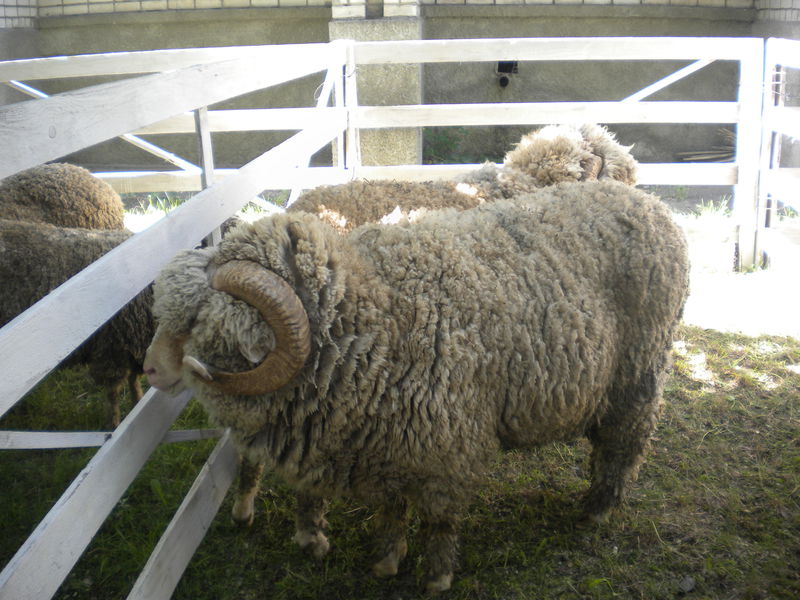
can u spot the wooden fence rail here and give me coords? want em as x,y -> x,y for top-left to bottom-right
0,36 -> 794,600
761,38 -> 800,211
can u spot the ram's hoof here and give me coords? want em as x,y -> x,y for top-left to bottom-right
425,573 -> 453,594
292,529 -> 330,559
231,504 -> 255,528
371,539 -> 408,578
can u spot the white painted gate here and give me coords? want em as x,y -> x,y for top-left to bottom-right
0,36 -> 796,600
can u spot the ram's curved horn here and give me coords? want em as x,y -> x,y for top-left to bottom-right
207,260 -> 311,395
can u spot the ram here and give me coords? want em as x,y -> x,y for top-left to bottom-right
143,179 -> 688,592
0,219 -> 153,427
0,162 -> 125,230
289,123 -> 637,233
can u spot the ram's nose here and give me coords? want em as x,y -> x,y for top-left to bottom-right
142,363 -> 181,393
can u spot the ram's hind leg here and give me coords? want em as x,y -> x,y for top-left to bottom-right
371,497 -> 409,578
585,368 -> 665,523
106,381 -> 123,428
293,493 -> 330,558
232,455 -> 264,527
128,371 -> 144,405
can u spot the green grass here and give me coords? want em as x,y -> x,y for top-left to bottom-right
1,324 -> 799,599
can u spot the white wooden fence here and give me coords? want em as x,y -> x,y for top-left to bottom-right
761,38 -> 800,214
0,36 -> 796,600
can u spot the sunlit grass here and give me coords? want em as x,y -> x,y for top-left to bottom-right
1,323 -> 798,599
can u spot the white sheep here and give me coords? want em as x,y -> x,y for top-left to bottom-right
0,163 -> 125,230
143,179 -> 688,592
0,219 -> 154,427
289,124 -> 636,233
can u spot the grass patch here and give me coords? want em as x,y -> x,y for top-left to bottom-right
1,324 -> 799,599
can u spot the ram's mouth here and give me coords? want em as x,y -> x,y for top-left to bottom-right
145,371 -> 185,396
163,379 -> 187,396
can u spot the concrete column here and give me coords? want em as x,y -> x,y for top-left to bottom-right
329,4 -> 423,167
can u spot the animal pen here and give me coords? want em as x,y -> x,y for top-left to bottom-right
0,35 -> 798,600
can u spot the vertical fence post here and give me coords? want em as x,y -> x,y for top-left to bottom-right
195,106 -> 221,247
733,39 -> 766,271
334,41 -> 347,172
759,39 -> 786,237
344,40 -> 361,174
287,42 -> 346,206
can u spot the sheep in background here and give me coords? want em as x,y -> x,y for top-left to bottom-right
0,163 -> 125,230
289,124 -> 637,232
0,219 -> 154,427
143,179 -> 689,592
503,123 -> 638,188
460,123 -> 638,198
287,179 -> 483,234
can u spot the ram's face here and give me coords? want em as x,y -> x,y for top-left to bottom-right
143,258 -> 311,398
143,328 -> 190,394
505,126 -> 603,186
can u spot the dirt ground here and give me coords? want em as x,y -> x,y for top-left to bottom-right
653,185 -> 800,341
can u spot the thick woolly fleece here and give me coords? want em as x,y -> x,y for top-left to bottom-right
497,123 -> 638,195
151,180 -> 689,583
289,125 -> 638,235
0,163 -> 125,230
0,219 -> 154,424
288,179 -> 483,234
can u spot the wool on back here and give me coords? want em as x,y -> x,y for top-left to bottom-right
153,180 -> 688,505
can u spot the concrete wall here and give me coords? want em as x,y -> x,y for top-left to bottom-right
0,1 -> 798,171
421,5 -> 756,163
330,17 -> 423,166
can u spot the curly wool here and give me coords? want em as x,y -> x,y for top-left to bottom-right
154,180 -> 688,508
499,123 -> 638,194
0,219 -> 154,425
0,163 -> 125,230
288,125 -> 638,235
287,179 -> 483,234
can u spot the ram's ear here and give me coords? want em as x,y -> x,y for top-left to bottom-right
183,356 -> 215,381
580,154 -> 603,181
286,219 -> 308,253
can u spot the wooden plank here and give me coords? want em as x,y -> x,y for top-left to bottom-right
0,387 -> 193,600
766,37 -> 800,70
763,168 -> 800,204
765,106 -> 800,139
352,101 -> 740,129
732,41 -> 766,269
102,161 -> 736,194
636,162 -> 738,186
134,107 -> 344,134
100,165 -> 350,194
0,121 -> 344,419
0,50 -> 337,179
0,43 -> 333,82
0,428 -> 223,450
194,106 -> 221,247
354,162 -> 738,186
127,431 -> 238,600
0,431 -> 113,450
8,78 -> 200,173
623,59 -> 714,102
344,40 -> 361,172
353,37 -> 761,65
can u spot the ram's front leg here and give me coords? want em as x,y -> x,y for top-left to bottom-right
231,455 -> 264,527
292,493 -> 330,558
419,506 -> 461,593
371,497 -> 409,578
